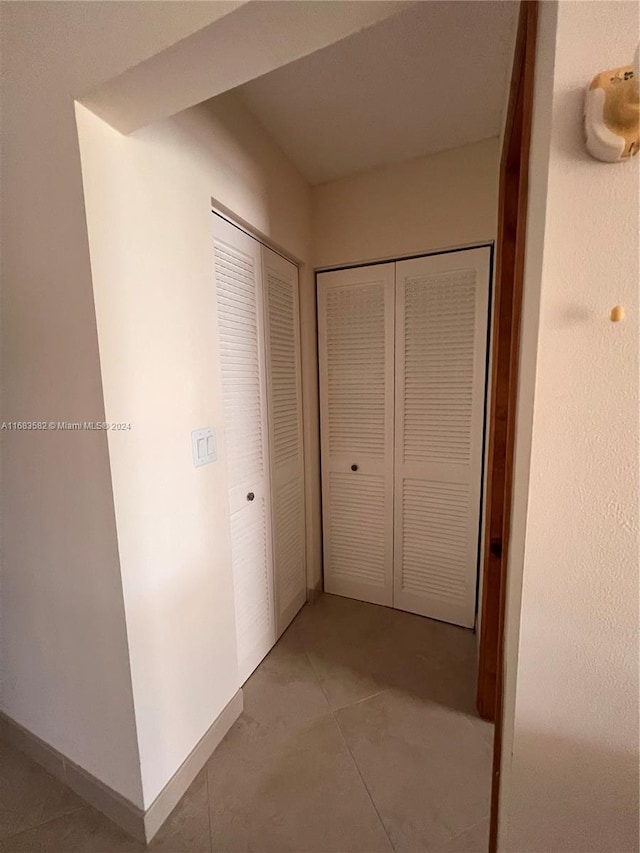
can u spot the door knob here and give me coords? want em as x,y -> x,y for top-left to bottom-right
247,492 -> 255,502
351,464 -> 358,472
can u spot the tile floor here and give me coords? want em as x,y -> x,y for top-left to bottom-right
0,594 -> 493,852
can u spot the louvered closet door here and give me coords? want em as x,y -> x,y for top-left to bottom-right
262,246 -> 306,636
318,264 -> 395,606
213,216 -> 275,683
394,248 -> 490,627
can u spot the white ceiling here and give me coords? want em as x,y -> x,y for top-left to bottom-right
233,1 -> 518,185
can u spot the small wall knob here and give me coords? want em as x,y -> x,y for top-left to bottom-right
247,492 -> 255,502
351,464 -> 358,472
610,305 -> 625,322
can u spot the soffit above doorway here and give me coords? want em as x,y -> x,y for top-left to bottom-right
232,1 -> 518,184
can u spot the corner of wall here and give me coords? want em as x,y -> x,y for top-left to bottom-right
497,2 -> 558,847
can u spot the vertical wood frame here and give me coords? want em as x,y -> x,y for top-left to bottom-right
474,2 -> 539,850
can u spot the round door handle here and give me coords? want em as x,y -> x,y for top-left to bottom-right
247,492 -> 255,502
351,464 -> 358,472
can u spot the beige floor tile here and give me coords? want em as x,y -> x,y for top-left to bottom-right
294,594 -> 395,655
386,651 -> 480,718
377,608 -> 478,707
438,818 -> 490,853
0,770 -> 211,853
207,714 -> 393,853
0,744 -> 83,841
335,689 -> 492,853
239,624 -> 330,738
305,646 -> 388,711
0,597 -> 491,853
297,596 -> 407,709
298,595 -> 480,717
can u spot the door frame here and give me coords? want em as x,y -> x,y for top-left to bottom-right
211,200 -> 302,266
474,2 -> 538,850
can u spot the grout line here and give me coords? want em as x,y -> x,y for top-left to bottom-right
302,647 -> 396,852
301,646 -> 333,714
302,640 -> 389,716
0,805 -> 87,844
331,688 -> 390,715
433,816 -> 490,853
329,704 -> 396,852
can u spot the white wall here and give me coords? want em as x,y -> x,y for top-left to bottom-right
83,1 -> 412,134
501,3 -> 640,851
312,137 -> 500,269
2,13 -> 498,808
75,92 -> 313,806
2,0 -> 383,807
0,0 -> 241,806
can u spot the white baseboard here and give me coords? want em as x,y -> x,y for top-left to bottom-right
0,689 -> 243,843
143,689 -> 242,841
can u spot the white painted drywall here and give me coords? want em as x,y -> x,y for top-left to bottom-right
0,0 -> 243,806
75,92 -> 313,806
312,138 -> 500,268
238,3 -> 516,184
83,1 -> 413,134
500,2 -> 640,851
1,0 -> 393,806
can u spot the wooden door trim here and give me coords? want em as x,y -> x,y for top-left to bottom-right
474,1 -> 539,850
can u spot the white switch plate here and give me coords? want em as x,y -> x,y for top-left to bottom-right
191,428 -> 217,467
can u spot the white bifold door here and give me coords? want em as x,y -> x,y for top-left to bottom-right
317,264 -> 395,606
262,247 -> 307,633
213,215 -> 305,683
318,247 -> 490,628
394,249 -> 490,627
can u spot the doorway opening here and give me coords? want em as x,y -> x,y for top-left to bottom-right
210,3 -> 538,851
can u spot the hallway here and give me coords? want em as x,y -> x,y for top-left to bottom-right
0,594 -> 493,852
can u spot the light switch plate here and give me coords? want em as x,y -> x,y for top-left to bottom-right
191,428 -> 217,467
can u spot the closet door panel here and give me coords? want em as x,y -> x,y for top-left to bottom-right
262,246 -> 306,636
318,264 -> 394,606
394,248 -> 490,627
214,216 -> 275,683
